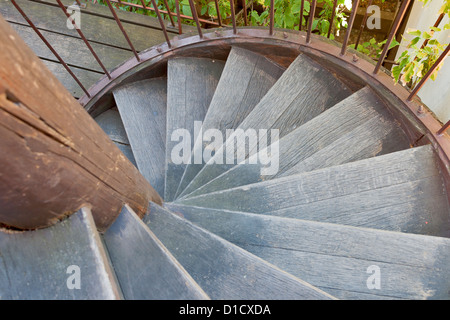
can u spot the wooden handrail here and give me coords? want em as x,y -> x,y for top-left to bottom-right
0,15 -> 162,231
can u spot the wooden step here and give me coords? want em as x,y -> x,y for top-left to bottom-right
0,208 -> 122,299
173,46 -> 286,199
113,78 -> 167,197
102,205 -> 209,300
94,108 -> 136,166
176,52 -> 353,199
166,204 -> 450,300
143,202 -> 335,299
179,145 -> 450,237
164,57 -> 225,201
179,87 -> 410,199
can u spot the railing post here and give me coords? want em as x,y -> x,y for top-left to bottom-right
0,15 -> 162,231
269,0 -> 274,35
327,0 -> 339,38
340,0 -> 360,56
10,0 -> 90,98
438,120 -> 450,136
354,0 -> 373,49
105,0 -> 140,61
213,0 -> 222,26
230,0 -> 237,34
149,0 -> 173,47
373,0 -> 411,74
188,0 -> 203,38
299,0 -> 305,31
407,43 -> 450,102
306,0 -> 317,43
55,0 -> 112,79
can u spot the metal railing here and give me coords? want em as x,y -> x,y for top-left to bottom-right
8,0 -> 450,135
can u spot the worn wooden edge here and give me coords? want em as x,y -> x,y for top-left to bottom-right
0,16 -> 162,231
0,207 -> 123,299
79,27 -> 450,201
102,204 -> 209,299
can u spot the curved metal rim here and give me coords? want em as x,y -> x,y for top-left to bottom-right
79,27 -> 450,178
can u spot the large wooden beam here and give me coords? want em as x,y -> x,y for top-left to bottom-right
0,15 -> 162,231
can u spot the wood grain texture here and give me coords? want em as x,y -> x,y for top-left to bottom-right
180,145 -> 450,236
114,78 -> 167,197
167,204 -> 450,300
7,23 -> 133,74
0,17 -> 161,230
144,202 -> 336,300
177,51 -> 353,198
0,0 -> 197,98
102,205 -> 209,300
179,87 -> 410,199
95,108 -> 137,166
174,46 -> 286,199
0,208 -> 122,300
0,0 -> 172,52
165,57 -> 225,201
42,59 -> 101,99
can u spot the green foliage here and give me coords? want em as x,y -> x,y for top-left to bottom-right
94,0 -> 449,88
349,37 -> 400,60
249,0 -> 350,37
392,0 -> 450,87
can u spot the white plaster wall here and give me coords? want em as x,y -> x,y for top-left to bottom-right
396,0 -> 450,123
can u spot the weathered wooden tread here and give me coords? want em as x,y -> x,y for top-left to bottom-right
95,108 -> 136,166
178,86 -> 410,199
165,57 -> 225,201
176,51 -> 353,199
114,78 -> 167,197
102,205 -> 209,300
0,208 -> 122,300
144,202 -> 336,300
179,145 -> 450,237
173,46 -> 286,199
166,203 -> 450,300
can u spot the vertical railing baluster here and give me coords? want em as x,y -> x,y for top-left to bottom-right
373,0 -> 410,73
10,0 -> 91,97
213,0 -> 222,26
188,0 -> 203,38
327,0 -> 339,38
340,0 -> 360,56
175,0 -> 183,34
407,43 -> 450,102
355,0 -> 373,49
230,0 -> 237,34
438,120 -> 450,136
242,0 -> 248,26
299,0 -> 305,31
162,0 -> 176,28
306,0 -> 317,43
105,0 -> 140,62
55,0 -> 111,79
269,0 -> 274,35
150,0 -> 173,46
420,13 -> 445,51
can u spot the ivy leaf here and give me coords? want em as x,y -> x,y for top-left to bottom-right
407,29 -> 422,37
392,65 -> 402,83
422,31 -> 433,39
407,37 -> 421,48
285,12 -> 295,29
182,4 -> 192,17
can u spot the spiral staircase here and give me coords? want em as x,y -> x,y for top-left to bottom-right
1,7 -> 450,299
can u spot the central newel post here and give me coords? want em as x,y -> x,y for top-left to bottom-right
0,15 -> 162,231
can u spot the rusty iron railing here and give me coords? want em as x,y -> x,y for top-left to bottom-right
8,0 -> 450,136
